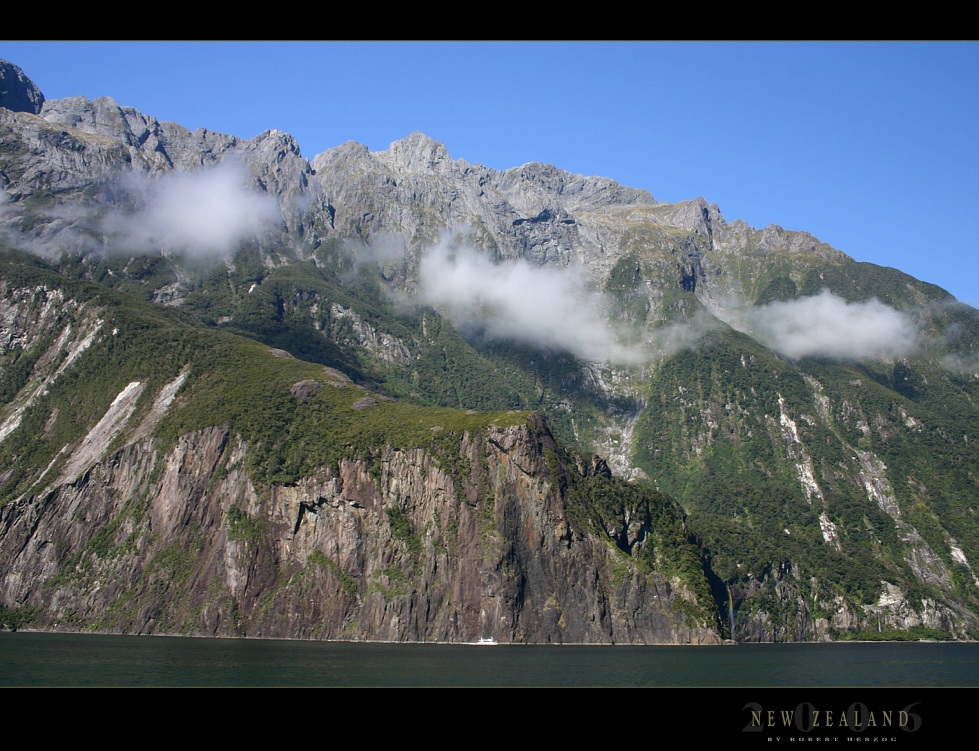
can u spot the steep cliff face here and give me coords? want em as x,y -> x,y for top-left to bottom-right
0,415 -> 720,643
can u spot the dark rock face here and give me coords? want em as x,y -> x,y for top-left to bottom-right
0,418 -> 720,644
0,60 -> 44,114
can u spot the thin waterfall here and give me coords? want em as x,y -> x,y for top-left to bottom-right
728,584 -> 736,641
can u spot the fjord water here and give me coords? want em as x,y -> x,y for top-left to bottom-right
2,632 -> 978,687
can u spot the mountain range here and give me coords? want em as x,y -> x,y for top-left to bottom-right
1,58 -> 977,643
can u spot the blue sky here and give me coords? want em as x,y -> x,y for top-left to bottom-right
2,41 -> 978,306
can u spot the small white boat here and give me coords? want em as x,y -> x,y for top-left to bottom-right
471,637 -> 498,646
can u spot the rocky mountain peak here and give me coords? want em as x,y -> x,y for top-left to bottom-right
493,160 -> 656,215
310,140 -> 370,172
0,59 -> 44,114
40,95 -> 150,144
661,196 -> 725,236
384,131 -> 455,173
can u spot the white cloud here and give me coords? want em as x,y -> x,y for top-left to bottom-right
742,290 -> 919,360
0,200 -> 104,259
416,238 -> 648,365
102,161 -> 280,258
341,234 -> 409,279
645,307 -> 724,359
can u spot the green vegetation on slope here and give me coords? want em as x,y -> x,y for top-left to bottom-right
629,274 -> 979,636
0,250 -> 528,501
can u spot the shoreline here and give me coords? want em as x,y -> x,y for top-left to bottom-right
2,627 -> 974,646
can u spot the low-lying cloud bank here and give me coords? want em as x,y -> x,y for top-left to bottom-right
412,240 -> 921,366
741,290 -> 919,360
416,240 -> 649,365
101,161 -> 281,258
2,160 -> 281,261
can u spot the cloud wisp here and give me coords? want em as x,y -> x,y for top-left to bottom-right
101,161 -> 280,259
415,239 -> 649,365
411,242 -> 923,367
741,290 -> 919,360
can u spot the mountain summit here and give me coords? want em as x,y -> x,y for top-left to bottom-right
0,59 -> 44,114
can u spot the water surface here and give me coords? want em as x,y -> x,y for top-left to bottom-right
3,633 -> 978,688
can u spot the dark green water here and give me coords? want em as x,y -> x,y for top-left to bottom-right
2,632 -> 978,687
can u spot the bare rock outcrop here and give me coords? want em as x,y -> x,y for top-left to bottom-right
0,415 -> 721,644
0,59 -> 44,114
